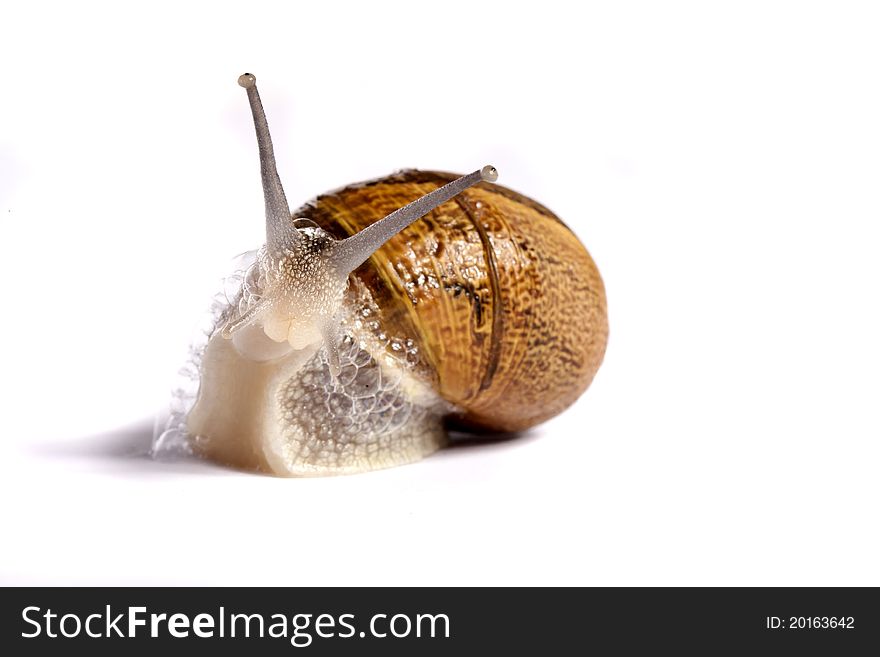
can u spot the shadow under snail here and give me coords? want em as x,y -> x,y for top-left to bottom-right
152,73 -> 608,476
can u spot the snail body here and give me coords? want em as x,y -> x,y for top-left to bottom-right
153,74 -> 608,476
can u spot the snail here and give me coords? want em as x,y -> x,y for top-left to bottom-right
152,73 -> 608,476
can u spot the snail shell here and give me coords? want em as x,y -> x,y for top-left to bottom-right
297,169 -> 607,433
152,75 -> 607,476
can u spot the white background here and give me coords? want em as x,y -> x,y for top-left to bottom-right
1,1 -> 878,585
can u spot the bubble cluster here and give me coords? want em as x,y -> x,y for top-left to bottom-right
272,281 -> 446,471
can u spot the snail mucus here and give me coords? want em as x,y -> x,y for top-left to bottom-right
153,73 -> 608,476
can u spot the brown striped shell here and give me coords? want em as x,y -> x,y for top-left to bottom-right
294,169 -> 608,433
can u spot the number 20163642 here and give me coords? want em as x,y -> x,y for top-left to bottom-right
766,617 -> 855,630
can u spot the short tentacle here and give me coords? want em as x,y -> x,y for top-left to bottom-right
221,296 -> 271,338
320,316 -> 343,378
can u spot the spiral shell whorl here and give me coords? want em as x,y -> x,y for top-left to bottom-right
294,170 -> 608,432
